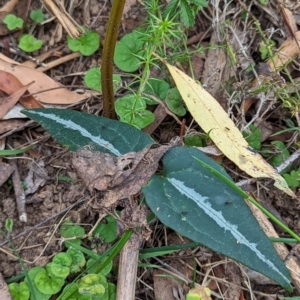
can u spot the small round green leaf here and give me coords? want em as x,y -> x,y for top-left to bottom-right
51,253 -> 72,278
144,78 -> 170,105
242,125 -> 261,150
93,215 -> 117,243
60,221 -> 85,238
165,87 -> 186,116
114,31 -> 145,72
115,94 -> 154,129
84,67 -> 122,92
18,34 -> 43,52
184,135 -> 204,147
67,248 -> 86,274
35,268 -> 65,295
4,14 -> 23,30
8,282 -> 30,300
30,9 -> 45,23
24,267 -> 51,300
61,283 -> 90,300
78,274 -> 106,296
67,31 -> 100,56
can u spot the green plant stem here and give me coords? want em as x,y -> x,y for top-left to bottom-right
101,0 -> 126,119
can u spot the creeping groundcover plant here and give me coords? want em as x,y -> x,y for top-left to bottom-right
22,108 -> 295,292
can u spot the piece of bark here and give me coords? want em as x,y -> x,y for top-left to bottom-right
0,272 -> 13,300
0,162 -> 14,186
72,141 -> 180,208
9,160 -> 26,222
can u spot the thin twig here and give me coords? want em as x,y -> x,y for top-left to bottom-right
9,160 -> 27,222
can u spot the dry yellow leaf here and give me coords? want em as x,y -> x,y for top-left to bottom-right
164,61 -> 295,198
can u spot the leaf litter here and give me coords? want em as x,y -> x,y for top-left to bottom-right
72,140 -> 180,209
1,0 -> 298,299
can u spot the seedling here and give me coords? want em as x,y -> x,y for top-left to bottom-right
84,67 -> 122,93
144,78 -> 170,105
8,282 -> 30,300
67,30 -> 100,56
18,34 -> 43,52
3,14 -> 23,30
242,124 -> 262,150
283,168 -> 300,188
184,134 -> 205,147
30,9 -> 45,23
115,94 -> 154,129
262,140 -> 290,167
59,220 -> 85,247
114,30 -> 145,72
51,253 -> 73,278
8,219 -> 119,299
165,87 -> 186,116
34,266 -> 65,295
259,39 -> 276,60
78,274 -> 107,296
91,215 -> 118,244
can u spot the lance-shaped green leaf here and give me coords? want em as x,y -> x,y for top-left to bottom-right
22,109 -> 153,156
142,146 -> 292,291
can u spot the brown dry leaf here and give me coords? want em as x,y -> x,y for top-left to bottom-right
0,81 -> 34,119
0,0 -> 19,13
162,60 -> 295,197
0,70 -> 43,110
267,31 -> 300,71
0,273 -> 12,300
0,162 -> 14,186
0,54 -> 91,104
43,0 -> 84,38
72,143 -> 177,208
0,0 -> 31,36
0,119 -> 26,134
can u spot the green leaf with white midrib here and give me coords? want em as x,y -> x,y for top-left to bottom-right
142,146 -> 292,291
22,109 -> 154,156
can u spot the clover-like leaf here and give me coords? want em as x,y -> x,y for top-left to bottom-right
114,31 -> 145,72
18,34 -> 42,52
35,268 -> 65,295
61,283 -> 90,300
8,282 -> 30,300
67,30 -> 100,56
30,9 -> 45,23
4,14 -> 23,30
78,274 -> 107,296
115,94 -> 154,129
84,67 -> 122,92
51,252 -> 72,278
144,78 -> 170,105
93,215 -> 117,243
24,267 -> 51,300
67,248 -> 86,274
165,87 -> 186,116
